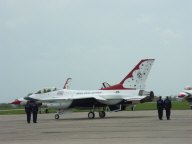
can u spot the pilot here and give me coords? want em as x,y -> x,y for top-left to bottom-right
164,96 -> 172,120
25,101 -> 32,123
31,101 -> 39,123
157,96 -> 164,120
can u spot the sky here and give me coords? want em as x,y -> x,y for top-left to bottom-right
0,0 -> 191,103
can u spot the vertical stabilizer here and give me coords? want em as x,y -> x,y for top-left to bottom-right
63,78 -> 72,89
101,59 -> 155,90
120,59 -> 155,89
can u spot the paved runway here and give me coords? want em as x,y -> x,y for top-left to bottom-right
0,110 -> 192,144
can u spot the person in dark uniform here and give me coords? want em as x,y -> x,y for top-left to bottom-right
157,96 -> 164,120
31,101 -> 39,123
164,96 -> 172,120
25,101 -> 32,123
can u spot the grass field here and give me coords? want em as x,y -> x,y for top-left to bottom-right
131,101 -> 190,111
0,101 -> 191,115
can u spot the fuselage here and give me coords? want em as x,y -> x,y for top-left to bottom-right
26,89 -> 145,109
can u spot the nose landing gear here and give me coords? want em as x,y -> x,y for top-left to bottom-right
54,110 -> 65,119
55,114 -> 60,119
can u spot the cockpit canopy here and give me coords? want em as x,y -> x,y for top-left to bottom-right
35,87 -> 57,94
102,82 -> 111,88
184,86 -> 192,90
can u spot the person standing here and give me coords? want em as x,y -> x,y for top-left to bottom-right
25,101 -> 32,123
164,96 -> 172,120
31,101 -> 39,123
157,96 -> 164,120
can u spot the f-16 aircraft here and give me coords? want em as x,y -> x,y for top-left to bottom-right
24,59 -> 155,119
178,86 -> 192,109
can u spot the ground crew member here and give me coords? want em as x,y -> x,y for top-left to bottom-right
31,101 -> 38,123
157,96 -> 164,120
25,101 -> 32,123
164,96 -> 172,120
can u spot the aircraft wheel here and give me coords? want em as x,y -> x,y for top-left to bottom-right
99,111 -> 106,118
55,114 -> 60,119
88,112 -> 95,119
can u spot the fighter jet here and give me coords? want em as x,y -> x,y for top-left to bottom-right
24,59 -> 155,119
178,86 -> 192,109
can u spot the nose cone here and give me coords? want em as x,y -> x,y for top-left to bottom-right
24,95 -> 37,101
178,92 -> 187,98
10,99 -> 21,105
24,96 -> 32,101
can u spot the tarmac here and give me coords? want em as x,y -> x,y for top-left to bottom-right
0,110 -> 192,144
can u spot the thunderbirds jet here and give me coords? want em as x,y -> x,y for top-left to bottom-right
178,86 -> 192,109
24,59 -> 155,119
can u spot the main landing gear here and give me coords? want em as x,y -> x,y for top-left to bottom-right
88,106 -> 106,119
88,112 -> 95,119
88,111 -> 106,119
99,111 -> 106,118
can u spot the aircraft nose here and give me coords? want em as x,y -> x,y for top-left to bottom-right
178,92 -> 187,98
10,99 -> 21,105
24,96 -> 30,100
24,95 -> 37,101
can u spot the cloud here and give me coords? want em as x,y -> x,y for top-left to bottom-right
159,28 -> 181,46
136,15 -> 153,24
160,28 -> 180,39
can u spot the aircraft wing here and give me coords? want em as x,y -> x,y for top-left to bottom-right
28,93 -> 108,102
123,96 -> 146,101
183,90 -> 192,95
66,94 -> 107,101
69,93 -> 147,102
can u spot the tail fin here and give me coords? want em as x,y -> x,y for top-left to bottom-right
120,59 -> 155,89
63,78 -> 72,89
101,59 -> 155,90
